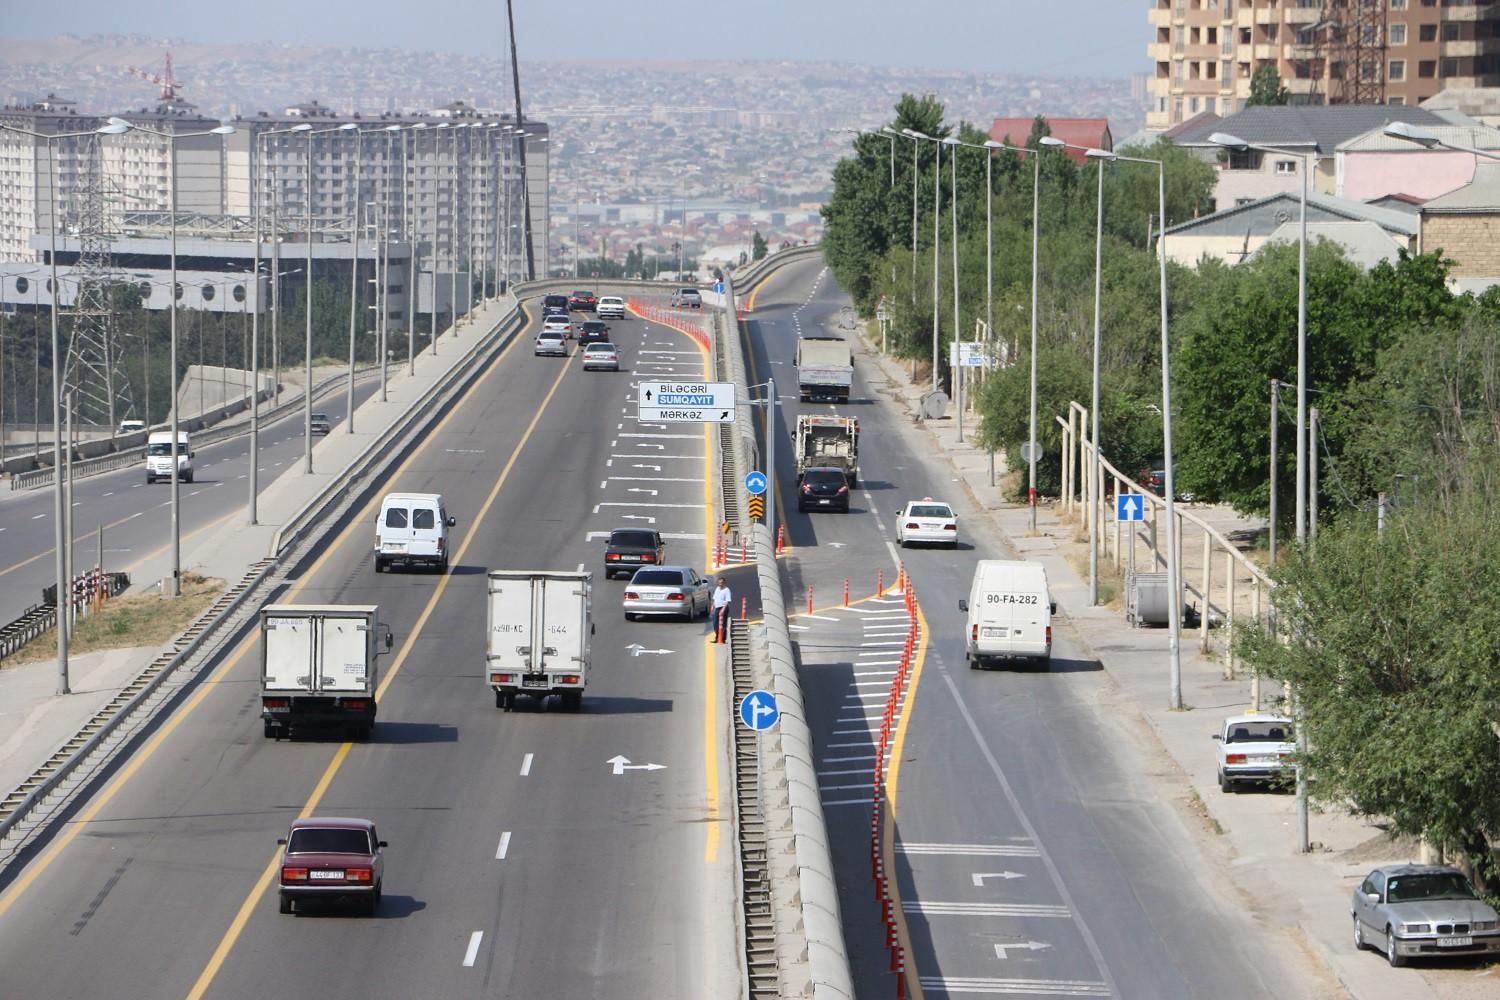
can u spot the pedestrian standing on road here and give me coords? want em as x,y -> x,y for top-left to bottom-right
712,576 -> 732,644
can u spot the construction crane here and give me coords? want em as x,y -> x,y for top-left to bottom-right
126,51 -> 187,107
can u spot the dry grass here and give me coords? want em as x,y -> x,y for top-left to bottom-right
4,574 -> 224,666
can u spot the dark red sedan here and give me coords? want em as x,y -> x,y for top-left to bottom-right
568,289 -> 598,311
278,817 -> 386,915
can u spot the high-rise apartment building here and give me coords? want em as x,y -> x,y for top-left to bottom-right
1146,0 -> 1500,129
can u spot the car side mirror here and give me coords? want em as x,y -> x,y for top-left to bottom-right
277,838 -> 287,845
378,840 -> 388,848
1366,892 -> 1380,903
1211,734 -> 1222,741
384,631 -> 394,651
1049,602 -> 1058,616
446,515 -> 457,527
958,599 -> 968,613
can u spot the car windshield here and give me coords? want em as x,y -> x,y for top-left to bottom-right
311,413 -> 329,421
146,442 -> 181,456
573,290 -> 592,297
287,828 -> 371,855
1225,721 -> 1291,743
804,470 -> 845,485
910,504 -> 952,518
631,570 -> 683,586
610,530 -> 656,547
384,507 -> 408,528
585,345 -> 615,355
582,322 -> 606,332
1387,872 -> 1477,903
539,332 -> 563,341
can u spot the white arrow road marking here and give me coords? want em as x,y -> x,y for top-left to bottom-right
462,932 -> 483,967
593,502 -> 703,512
900,843 -> 1041,857
495,832 -> 511,860
827,541 -> 847,548
626,644 -> 674,656
903,901 -> 1069,917
635,443 -> 666,450
992,940 -> 1051,959
607,755 -> 667,775
920,977 -> 1105,997
632,464 -> 662,472
620,515 -> 656,523
627,488 -> 658,496
973,872 -> 1027,886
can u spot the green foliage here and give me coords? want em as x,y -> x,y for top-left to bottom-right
752,230 -> 768,262
1247,64 -> 1289,106
1237,488 -> 1500,866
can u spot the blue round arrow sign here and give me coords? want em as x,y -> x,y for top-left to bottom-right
738,689 -> 780,731
745,471 -> 768,496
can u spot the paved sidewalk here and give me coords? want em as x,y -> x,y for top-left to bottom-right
0,297 -> 519,811
855,336 -> 1487,1000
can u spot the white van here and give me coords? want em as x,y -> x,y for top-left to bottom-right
145,431 -> 193,484
374,492 -> 456,573
958,560 -> 1055,668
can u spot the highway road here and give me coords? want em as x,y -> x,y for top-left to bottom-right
0,304 -> 739,998
742,259 -> 1320,999
0,375 -> 380,626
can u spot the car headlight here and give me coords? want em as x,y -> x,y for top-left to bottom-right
1474,920 -> 1497,931
1400,922 -> 1431,934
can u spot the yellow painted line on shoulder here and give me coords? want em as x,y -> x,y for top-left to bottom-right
881,595 -> 929,1000
185,341 -> 570,1000
742,267 -> 781,313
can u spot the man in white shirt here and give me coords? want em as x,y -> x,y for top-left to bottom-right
711,576 -> 732,644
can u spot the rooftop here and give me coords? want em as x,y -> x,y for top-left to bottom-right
1171,104 -> 1450,155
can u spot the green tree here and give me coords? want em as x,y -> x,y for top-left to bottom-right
1238,488 -> 1500,881
752,230 -> 768,261
1247,64 -> 1290,106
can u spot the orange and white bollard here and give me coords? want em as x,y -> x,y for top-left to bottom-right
741,596 -> 748,621
741,538 -> 748,563
877,569 -> 884,597
843,577 -> 850,607
807,587 -> 814,614
776,523 -> 785,554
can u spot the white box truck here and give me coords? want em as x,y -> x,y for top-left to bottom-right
795,336 -> 854,402
260,605 -> 392,740
958,560 -> 1056,669
487,570 -> 592,712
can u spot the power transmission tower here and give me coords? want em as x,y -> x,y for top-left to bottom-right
1330,0 -> 1388,106
65,133 -> 133,427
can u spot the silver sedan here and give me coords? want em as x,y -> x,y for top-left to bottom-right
1352,864 -> 1500,966
623,566 -> 710,621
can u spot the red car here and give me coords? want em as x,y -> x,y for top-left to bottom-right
278,817 -> 386,915
568,289 -> 598,311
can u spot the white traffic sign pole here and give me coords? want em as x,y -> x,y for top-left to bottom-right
766,375 -> 776,546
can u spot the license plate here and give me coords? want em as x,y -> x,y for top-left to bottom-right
522,674 -> 549,689
1438,936 -> 1473,947
309,870 -> 343,881
818,499 -> 831,505
382,542 -> 407,552
622,555 -> 640,561
1250,755 -> 1278,763
982,627 -> 1003,637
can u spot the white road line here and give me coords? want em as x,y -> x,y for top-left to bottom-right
917,977 -> 1109,997
608,476 -> 704,483
843,606 -> 910,615
788,625 -> 811,632
852,680 -> 895,687
101,491 -> 113,497
30,513 -> 44,520
592,502 -> 702,512
619,433 -> 700,440
826,741 -> 875,748
819,783 -> 873,792
822,754 -> 876,763
818,767 -> 875,778
585,531 -> 704,541
836,713 -> 901,724
462,931 -> 483,966
899,843 -> 1041,857
822,798 -> 874,807
853,669 -> 897,677
495,832 -> 511,860
860,641 -> 908,648
520,753 -> 534,777
609,453 -> 703,460
798,614 -> 840,622
576,562 -> 585,573
904,901 -> 1071,918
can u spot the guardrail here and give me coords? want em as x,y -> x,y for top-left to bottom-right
730,244 -> 823,297
8,367 -> 378,492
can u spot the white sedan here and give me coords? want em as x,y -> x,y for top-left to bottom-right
896,498 -> 958,548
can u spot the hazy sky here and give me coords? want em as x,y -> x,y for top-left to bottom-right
9,1 -> 1146,77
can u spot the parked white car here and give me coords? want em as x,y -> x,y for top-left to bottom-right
1213,713 -> 1294,792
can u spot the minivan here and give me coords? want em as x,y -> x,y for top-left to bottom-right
958,559 -> 1056,668
541,293 -> 569,314
145,431 -> 193,484
374,492 -> 456,572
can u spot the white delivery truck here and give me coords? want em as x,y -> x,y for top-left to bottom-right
144,431 -> 193,484
259,605 -> 393,740
487,570 -> 593,712
795,336 -> 854,402
958,560 -> 1056,669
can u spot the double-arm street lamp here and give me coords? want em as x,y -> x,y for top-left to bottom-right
298,122 -> 357,472
0,118 -> 129,693
883,127 -> 921,305
901,128 -> 946,392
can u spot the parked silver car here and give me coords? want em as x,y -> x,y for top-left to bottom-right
622,566 -> 710,621
1352,864 -> 1500,966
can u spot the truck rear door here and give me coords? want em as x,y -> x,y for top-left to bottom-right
977,591 -> 1019,655
538,575 -> 586,676
318,615 -> 372,692
263,614 -> 314,690
487,574 -> 534,675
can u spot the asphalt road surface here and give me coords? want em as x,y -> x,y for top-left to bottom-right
0,375 -> 380,626
0,304 -> 739,999
741,259 -> 1319,999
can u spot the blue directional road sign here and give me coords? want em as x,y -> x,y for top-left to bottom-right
713,280 -> 726,294
1116,493 -> 1146,522
738,690 -> 780,732
745,470 -> 768,496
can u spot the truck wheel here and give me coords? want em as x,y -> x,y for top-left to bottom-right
562,691 -> 583,712
500,692 -> 516,712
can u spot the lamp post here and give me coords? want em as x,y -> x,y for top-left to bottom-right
1211,131 -> 1311,546
0,119 -> 128,692
885,127 -> 920,306
942,134 -> 962,435
405,122 -> 425,375
903,129 -> 944,392
432,122 -> 449,354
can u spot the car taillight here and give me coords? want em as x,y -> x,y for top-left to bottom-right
971,624 -> 978,641
838,485 -> 849,494
345,868 -> 372,882
342,699 -> 370,710
905,522 -> 920,529
667,593 -> 686,601
1045,626 -> 1052,646
1278,752 -> 1291,760
438,538 -> 446,552
642,553 -> 656,562
606,553 -> 620,561
492,673 -> 513,684
624,591 -> 639,600
1226,753 -> 1247,764
282,867 -> 308,882
800,483 -> 812,494
263,697 -> 290,710
943,524 -> 957,531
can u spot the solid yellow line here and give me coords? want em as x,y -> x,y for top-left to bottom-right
790,588 -> 900,619
881,596 -> 929,1000
743,267 -> 781,313
184,345 -> 571,1000
0,312 -> 530,925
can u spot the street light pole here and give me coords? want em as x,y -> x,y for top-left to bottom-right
944,135 -> 961,437
406,123 -> 423,375
346,126 -> 368,434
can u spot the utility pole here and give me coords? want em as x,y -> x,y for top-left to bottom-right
1268,379 -> 1279,564
505,0 -> 536,280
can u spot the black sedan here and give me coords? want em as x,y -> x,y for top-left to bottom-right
604,527 -> 665,578
798,467 -> 851,513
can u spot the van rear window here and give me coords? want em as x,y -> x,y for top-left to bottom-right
384,508 -> 408,528
412,508 -> 435,529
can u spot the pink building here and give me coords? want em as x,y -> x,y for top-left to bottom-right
1336,124 -> 1500,203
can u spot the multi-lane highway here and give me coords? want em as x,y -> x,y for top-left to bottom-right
743,259 -> 1323,998
0,377 -> 381,625
0,305 -> 738,997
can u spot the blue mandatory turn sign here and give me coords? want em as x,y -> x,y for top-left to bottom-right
713,280 -> 725,294
738,689 -> 780,731
745,470 -> 768,496
1116,493 -> 1147,522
